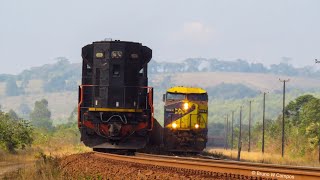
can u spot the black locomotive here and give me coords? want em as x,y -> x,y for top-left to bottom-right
78,40 -> 156,150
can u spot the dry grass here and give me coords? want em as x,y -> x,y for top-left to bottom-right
0,144 -> 91,180
33,144 -> 91,158
0,148 -> 36,163
0,126 -> 91,180
207,148 -> 320,167
0,143 -> 90,163
2,154 -> 62,180
23,80 -> 44,94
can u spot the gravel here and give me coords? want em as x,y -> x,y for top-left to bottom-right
59,152 -> 219,180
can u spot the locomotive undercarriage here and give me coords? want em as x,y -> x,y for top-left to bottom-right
164,129 -> 207,153
80,111 -> 151,149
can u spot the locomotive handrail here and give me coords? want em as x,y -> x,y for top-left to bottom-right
77,86 -> 83,128
79,84 -> 153,88
147,87 -> 154,131
78,84 -> 154,130
79,85 -> 153,109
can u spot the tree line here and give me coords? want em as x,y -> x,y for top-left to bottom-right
149,58 -> 320,77
209,94 -> 320,159
1,57 -> 320,96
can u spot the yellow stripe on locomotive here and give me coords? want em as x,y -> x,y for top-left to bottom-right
167,101 -> 208,130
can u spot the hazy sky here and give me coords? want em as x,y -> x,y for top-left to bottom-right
1,0 -> 319,74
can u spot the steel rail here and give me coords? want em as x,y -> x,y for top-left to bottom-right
136,152 -> 320,171
136,153 -> 320,179
94,152 -> 320,180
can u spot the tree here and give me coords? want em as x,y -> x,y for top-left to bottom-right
300,98 -> 320,148
5,78 -> 23,96
0,111 -> 33,152
43,76 -> 66,92
65,79 -> 77,91
184,58 -> 204,72
285,94 -> 316,126
67,107 -> 77,123
275,95 -> 320,156
8,109 -> 19,120
19,103 -> 31,116
30,99 -> 53,130
269,63 -> 298,76
251,62 -> 267,73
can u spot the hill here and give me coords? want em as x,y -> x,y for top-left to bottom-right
154,72 -> 320,92
0,58 -> 320,123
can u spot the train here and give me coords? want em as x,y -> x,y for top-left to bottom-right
163,86 -> 208,152
78,40 -> 159,150
78,40 -> 208,153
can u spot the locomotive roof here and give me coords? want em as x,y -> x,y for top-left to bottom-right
92,40 -> 141,45
167,86 -> 207,94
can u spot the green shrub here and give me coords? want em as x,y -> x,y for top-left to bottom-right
0,111 -> 33,153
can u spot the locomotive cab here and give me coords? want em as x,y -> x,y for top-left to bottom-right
163,86 -> 208,152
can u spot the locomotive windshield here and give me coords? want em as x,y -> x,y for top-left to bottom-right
166,93 -> 185,100
166,93 -> 208,101
187,93 -> 208,101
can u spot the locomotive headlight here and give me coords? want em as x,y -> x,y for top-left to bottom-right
183,102 -> 189,110
172,122 -> 177,129
195,124 -> 200,129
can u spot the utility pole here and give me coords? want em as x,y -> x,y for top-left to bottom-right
318,142 -> 320,163
226,114 -> 229,149
224,116 -> 227,150
248,100 -> 252,152
237,106 -> 242,161
262,92 -> 267,154
231,111 -> 234,150
279,79 -> 289,157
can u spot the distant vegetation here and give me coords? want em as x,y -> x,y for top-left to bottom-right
207,94 -> 320,162
0,57 -> 80,94
0,57 -> 319,95
0,99 -> 82,154
0,94 -> 319,164
149,58 -> 320,77
206,83 -> 258,100
283,95 -> 320,155
0,57 -> 319,165
0,104 -> 86,179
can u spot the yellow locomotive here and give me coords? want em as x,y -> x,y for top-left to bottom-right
163,86 -> 208,152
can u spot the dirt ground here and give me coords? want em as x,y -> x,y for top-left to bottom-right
59,152 -> 221,180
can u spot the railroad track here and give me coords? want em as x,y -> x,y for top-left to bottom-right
94,151 -> 320,180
